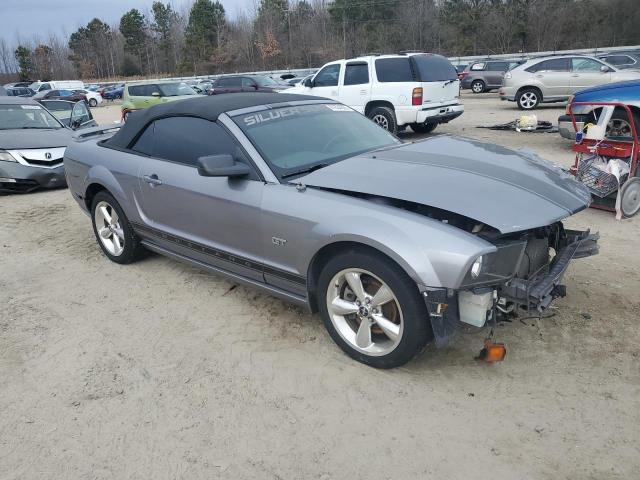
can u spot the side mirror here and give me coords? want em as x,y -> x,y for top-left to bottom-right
600,65 -> 611,73
197,154 -> 251,178
151,91 -> 161,97
303,78 -> 313,88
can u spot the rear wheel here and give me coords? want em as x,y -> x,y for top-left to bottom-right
91,191 -> 144,264
88,98 -> 98,107
410,122 -> 438,134
318,250 -> 432,368
367,106 -> 398,135
471,80 -> 485,93
620,177 -> 640,218
517,88 -> 541,110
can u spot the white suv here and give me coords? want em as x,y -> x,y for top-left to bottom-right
294,53 -> 463,134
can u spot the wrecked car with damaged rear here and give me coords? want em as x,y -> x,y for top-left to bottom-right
63,93 -> 598,368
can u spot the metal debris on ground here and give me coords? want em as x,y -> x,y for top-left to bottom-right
477,115 -> 558,133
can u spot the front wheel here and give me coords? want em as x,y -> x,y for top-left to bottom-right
410,122 -> 438,134
88,98 -> 98,107
318,250 -> 432,368
367,106 -> 398,135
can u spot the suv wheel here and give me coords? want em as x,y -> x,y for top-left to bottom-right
91,191 -> 144,264
368,106 -> 398,134
471,80 -> 485,93
517,88 -> 541,110
318,250 -> 432,368
410,122 -> 437,134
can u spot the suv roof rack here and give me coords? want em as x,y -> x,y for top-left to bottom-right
398,50 -> 424,55
359,52 -> 382,57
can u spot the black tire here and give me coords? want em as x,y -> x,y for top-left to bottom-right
471,80 -> 485,94
367,106 -> 398,134
620,177 -> 640,218
88,98 -> 98,107
606,108 -> 640,139
410,122 -> 438,134
317,250 -> 433,368
517,87 -> 541,110
91,191 -> 145,264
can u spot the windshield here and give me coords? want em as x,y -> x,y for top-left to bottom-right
158,82 -> 197,97
0,103 -> 63,130
254,76 -> 279,87
233,103 -> 400,178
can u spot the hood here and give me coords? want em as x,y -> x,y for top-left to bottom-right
575,79 -> 640,101
0,128 -> 73,149
299,135 -> 591,234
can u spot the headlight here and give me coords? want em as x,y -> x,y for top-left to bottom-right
0,151 -> 17,163
504,72 -> 512,80
471,256 -> 483,278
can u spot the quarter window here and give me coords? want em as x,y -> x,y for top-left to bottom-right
470,62 -> 486,71
344,63 -> 369,85
487,62 -> 509,71
603,55 -> 635,66
375,58 -> 415,82
314,64 -> 341,87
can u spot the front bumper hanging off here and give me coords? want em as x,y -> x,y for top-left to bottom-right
422,229 -> 599,347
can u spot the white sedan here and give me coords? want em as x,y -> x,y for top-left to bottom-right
75,89 -> 103,107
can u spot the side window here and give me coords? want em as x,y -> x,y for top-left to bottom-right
470,62 -> 486,71
128,85 -> 145,96
41,83 -> 51,91
48,90 -> 59,96
488,62 -> 508,71
131,117 -> 252,170
605,55 -> 634,66
375,58 -> 414,82
242,77 -> 256,88
531,58 -> 570,72
343,63 -> 369,86
572,58 -> 605,72
71,102 -> 91,124
219,77 -> 242,87
314,64 -> 341,87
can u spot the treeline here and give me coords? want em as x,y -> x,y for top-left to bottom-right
1,0 -> 639,82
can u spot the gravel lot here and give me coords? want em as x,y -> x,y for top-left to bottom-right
1,93 -> 639,479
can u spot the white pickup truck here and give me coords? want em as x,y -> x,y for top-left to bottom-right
291,53 -> 463,134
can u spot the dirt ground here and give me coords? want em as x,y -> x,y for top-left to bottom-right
1,93 -> 639,479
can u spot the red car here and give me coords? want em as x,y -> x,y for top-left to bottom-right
42,89 -> 87,102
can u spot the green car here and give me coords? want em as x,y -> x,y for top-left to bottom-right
121,81 -> 198,121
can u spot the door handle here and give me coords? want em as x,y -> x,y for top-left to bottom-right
571,74 -> 579,77
143,174 -> 162,186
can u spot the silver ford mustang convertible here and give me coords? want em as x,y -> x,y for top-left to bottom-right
64,93 -> 598,368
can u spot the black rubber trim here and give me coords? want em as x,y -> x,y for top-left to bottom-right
130,221 -> 306,286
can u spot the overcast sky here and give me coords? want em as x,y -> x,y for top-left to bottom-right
2,0 -> 253,45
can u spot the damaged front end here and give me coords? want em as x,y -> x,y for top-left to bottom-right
422,223 -> 599,348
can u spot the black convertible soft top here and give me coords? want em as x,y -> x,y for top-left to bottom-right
106,92 -> 324,149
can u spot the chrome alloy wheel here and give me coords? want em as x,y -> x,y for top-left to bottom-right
472,81 -> 484,93
326,268 -> 404,356
372,114 -> 389,130
94,201 -> 125,256
520,91 -> 538,109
